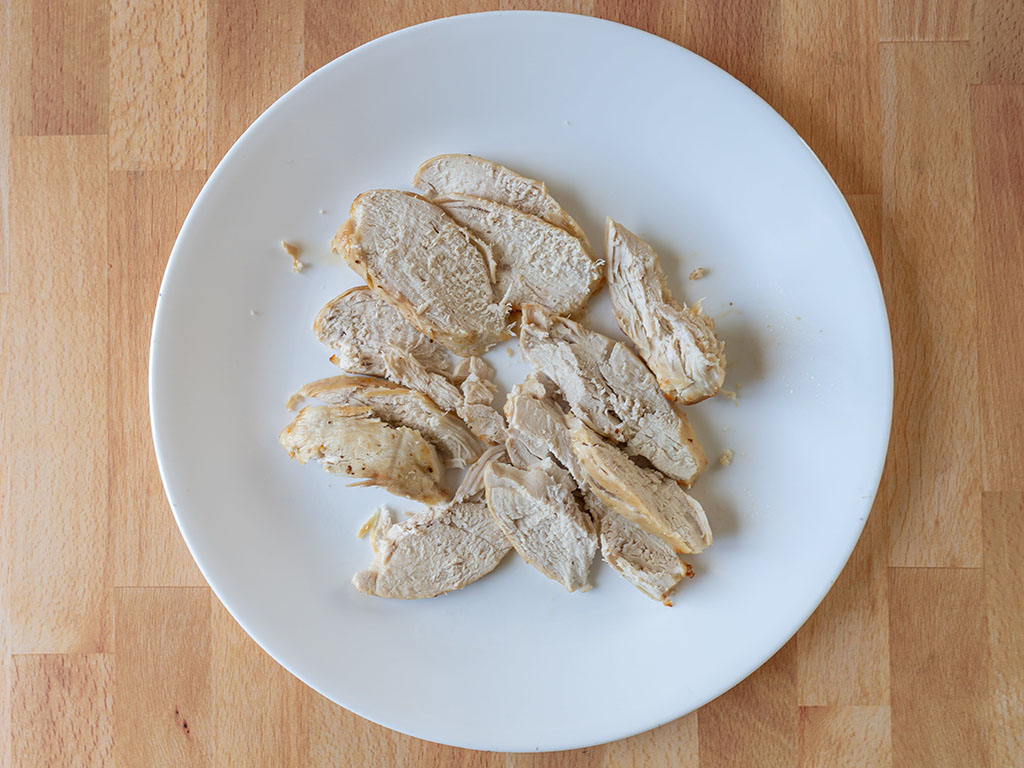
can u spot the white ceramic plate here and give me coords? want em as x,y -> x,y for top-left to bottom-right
151,11 -> 892,752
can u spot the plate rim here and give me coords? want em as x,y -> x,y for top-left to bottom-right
149,9 -> 894,752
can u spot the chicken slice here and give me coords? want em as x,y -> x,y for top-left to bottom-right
314,286 -> 450,378
597,502 -> 692,606
454,444 -> 508,502
504,375 -> 585,484
333,189 -> 508,355
504,378 -> 692,602
279,405 -> 447,504
606,220 -> 726,403
352,500 -> 511,599
453,356 -> 507,444
519,305 -> 707,486
286,375 -> 485,469
569,419 -> 712,554
381,347 -> 463,412
483,459 -> 597,592
413,154 -> 592,252
436,194 -> 602,315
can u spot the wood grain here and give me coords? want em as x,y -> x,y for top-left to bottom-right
982,493 -> 1024,766
0,0 -> 11,294
881,42 -> 982,568
889,568 -> 989,768
10,654 -> 113,767
698,643 -> 797,767
3,136 -> 111,654
971,86 -> 1024,492
108,171 -> 206,588
971,0 -> 1024,83
10,0 -> 108,136
779,0 -> 882,195
109,0 -> 207,170
210,599 -> 311,765
208,0 -> 304,165
798,706 -> 891,768
114,588 -> 211,766
2,1 -> 1024,764
878,0 -> 970,42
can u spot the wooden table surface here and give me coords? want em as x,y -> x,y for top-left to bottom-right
2,0 -> 1022,765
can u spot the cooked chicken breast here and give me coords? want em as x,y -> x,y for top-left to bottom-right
483,459 -> 598,592
504,375 -> 586,485
435,194 -> 601,315
314,286 -> 450,378
333,189 -> 508,355
279,405 -> 447,504
286,375 -> 485,469
381,347 -> 463,412
569,419 -> 712,554
597,503 -> 692,606
504,378 -> 692,602
453,356 -> 507,444
606,220 -> 726,404
413,154 -> 591,252
453,444 -> 508,502
519,305 -> 707,486
352,500 -> 511,599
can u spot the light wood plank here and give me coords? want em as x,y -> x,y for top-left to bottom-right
971,86 -> 1024,491
779,0 -> 882,195
798,706 -> 891,768
108,171 -> 207,587
114,588 -> 211,767
683,0 -> 783,106
2,136 -> 110,653
10,0 -> 108,135
796,492 -> 889,705
983,492 -> 1024,766
889,568 -> 988,768
878,0 -> 970,41
0,0 -> 11,295
972,0 -> 1024,84
698,642 -> 797,767
508,748 -> 603,768
210,598 -> 310,765
303,0 -> 443,76
10,654 -> 113,767
881,42 -> 982,567
207,0 -> 303,165
109,0 -> 207,170
307,689 -> 506,768
601,712 -> 698,768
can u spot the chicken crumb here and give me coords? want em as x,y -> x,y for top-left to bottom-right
689,267 -> 706,280
683,562 -> 695,579
282,240 -> 304,272
719,388 -> 738,404
357,510 -> 380,539
505,347 -> 515,357
718,450 -> 734,466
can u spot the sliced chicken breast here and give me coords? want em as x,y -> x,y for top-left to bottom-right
606,220 -> 726,403
279,405 -> 446,504
314,286 -> 450,377
352,501 -> 511,599
413,154 -> 591,251
483,459 -> 598,592
519,305 -> 707,486
333,189 -> 508,355
286,375 -> 485,469
569,418 -> 712,554
436,194 -> 601,315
